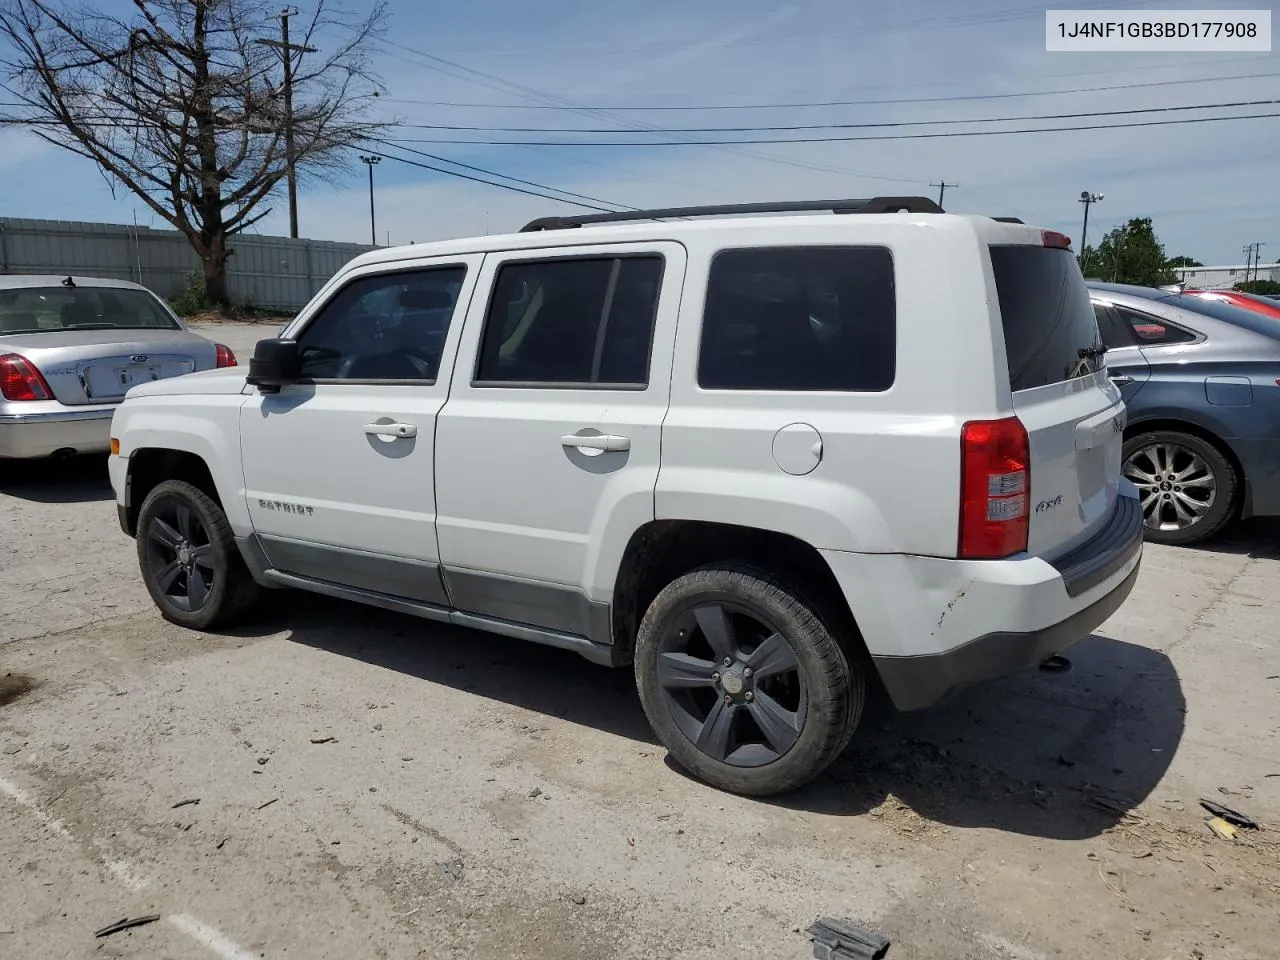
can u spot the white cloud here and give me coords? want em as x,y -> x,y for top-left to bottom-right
2,0 -> 1277,263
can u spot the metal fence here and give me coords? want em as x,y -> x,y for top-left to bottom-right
0,216 -> 375,312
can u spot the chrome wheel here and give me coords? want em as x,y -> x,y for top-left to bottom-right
1124,442 -> 1217,533
144,497 -> 217,612
657,601 -> 807,768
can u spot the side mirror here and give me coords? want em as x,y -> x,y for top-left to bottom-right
246,338 -> 300,393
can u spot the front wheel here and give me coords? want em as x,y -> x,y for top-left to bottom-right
1123,430 -> 1237,546
136,480 -> 261,629
634,564 -> 864,796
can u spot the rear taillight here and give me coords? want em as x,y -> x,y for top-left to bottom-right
215,343 -> 237,368
1042,230 -> 1072,249
0,353 -> 53,402
959,417 -> 1030,559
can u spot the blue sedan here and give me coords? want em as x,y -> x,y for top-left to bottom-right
1087,282 -> 1280,545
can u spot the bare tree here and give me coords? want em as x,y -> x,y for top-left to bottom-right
0,0 -> 388,304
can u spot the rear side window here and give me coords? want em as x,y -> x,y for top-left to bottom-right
1111,304 -> 1196,345
698,246 -> 895,392
475,255 -> 664,387
989,246 -> 1104,391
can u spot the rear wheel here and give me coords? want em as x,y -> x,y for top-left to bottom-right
634,564 -> 863,796
1123,430 -> 1237,545
136,480 -> 260,629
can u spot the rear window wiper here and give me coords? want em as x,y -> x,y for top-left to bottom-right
1078,344 -> 1107,360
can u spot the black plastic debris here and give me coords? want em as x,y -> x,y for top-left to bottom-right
95,915 -> 160,938
808,917 -> 891,960
1200,798 -> 1259,830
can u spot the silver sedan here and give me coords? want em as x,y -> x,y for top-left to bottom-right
0,275 -> 235,460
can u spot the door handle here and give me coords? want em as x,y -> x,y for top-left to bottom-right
364,421 -> 417,439
560,433 -> 630,453
1110,375 -> 1134,386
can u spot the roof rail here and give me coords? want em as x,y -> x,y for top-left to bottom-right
519,196 -> 944,232
991,216 -> 1025,224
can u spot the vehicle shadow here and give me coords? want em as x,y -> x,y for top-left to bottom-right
769,633 -> 1184,840
250,593 -> 1182,841
0,455 -> 113,503
1193,518 -> 1280,561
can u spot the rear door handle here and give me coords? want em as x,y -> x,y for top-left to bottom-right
560,433 -> 630,453
364,421 -> 417,439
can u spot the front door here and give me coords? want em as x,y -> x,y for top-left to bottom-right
239,256 -> 481,605
434,242 -> 685,641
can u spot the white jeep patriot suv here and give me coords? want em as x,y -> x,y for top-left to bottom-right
108,197 -> 1142,796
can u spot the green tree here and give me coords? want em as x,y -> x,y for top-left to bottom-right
1083,218 -> 1181,286
1166,255 -> 1203,269
1235,279 -> 1280,296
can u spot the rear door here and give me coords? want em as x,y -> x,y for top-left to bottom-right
1090,300 -> 1151,402
434,242 -> 683,639
988,242 -> 1126,558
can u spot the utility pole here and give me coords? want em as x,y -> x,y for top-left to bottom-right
1243,244 -> 1254,284
359,155 -> 380,246
257,9 -> 317,239
1249,242 -> 1266,283
1078,191 -> 1103,274
930,181 -> 957,208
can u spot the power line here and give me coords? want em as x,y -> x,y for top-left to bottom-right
382,109 -> 1280,147
381,98 -> 1280,135
368,138 -> 634,211
378,70 -> 1280,112
365,145 -> 622,213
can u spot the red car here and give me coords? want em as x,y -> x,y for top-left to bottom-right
1185,289 -> 1280,319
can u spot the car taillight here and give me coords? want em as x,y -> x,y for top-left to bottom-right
959,417 -> 1029,559
0,353 -> 53,402
215,343 -> 237,368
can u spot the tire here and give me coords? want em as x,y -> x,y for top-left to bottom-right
1122,430 -> 1238,546
634,563 -> 864,796
135,480 -> 261,629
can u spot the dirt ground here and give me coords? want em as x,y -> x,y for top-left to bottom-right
2,323 -> 1278,959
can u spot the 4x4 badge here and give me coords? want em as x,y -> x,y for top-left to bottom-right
131,354 -> 149,363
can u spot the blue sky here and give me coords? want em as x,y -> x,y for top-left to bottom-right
1,0 -> 1277,264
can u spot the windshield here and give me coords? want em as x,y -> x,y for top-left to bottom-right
0,285 -> 179,335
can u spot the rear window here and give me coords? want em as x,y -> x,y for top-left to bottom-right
698,246 -> 895,392
989,246 -> 1104,392
0,286 -> 178,334
1160,293 -> 1280,341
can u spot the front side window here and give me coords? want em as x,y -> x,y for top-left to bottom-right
698,246 -> 896,392
296,266 -> 466,381
475,255 -> 664,386
0,286 -> 177,334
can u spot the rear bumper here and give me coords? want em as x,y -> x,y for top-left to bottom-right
821,490 -> 1144,711
0,406 -> 115,458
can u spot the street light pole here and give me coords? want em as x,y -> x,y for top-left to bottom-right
1078,191 -> 1103,274
359,155 -> 380,246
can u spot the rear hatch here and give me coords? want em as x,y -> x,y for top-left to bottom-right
989,238 -> 1125,559
0,284 -> 213,405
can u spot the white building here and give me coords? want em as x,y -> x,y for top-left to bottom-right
1173,263 -> 1280,290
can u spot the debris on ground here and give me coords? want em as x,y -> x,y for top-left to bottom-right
1207,817 -> 1239,842
1200,799 -> 1259,830
438,858 -> 464,883
808,917 -> 891,960
310,736 -> 336,744
256,797 -> 278,810
170,798 -> 200,809
256,756 -> 269,766
94,915 -> 161,938
527,787 -> 542,798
